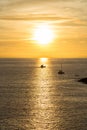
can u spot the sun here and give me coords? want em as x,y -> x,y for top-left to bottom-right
33,23 -> 54,45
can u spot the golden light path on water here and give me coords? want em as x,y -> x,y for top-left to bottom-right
40,58 -> 48,63
29,58 -> 61,129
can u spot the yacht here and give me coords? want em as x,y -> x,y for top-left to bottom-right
40,64 -> 46,68
58,64 -> 65,74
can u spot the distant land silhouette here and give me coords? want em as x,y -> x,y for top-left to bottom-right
78,78 -> 87,84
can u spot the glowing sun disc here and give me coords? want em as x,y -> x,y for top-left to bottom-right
33,24 -> 54,44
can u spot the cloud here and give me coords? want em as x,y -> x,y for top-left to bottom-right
60,19 -> 87,27
0,14 -> 70,21
1,14 -> 87,27
0,0 -> 86,11
0,0 -> 87,27
0,0 -> 87,19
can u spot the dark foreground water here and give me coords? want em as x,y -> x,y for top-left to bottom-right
0,58 -> 87,130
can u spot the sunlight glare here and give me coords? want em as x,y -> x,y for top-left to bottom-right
40,58 -> 48,63
33,24 -> 54,45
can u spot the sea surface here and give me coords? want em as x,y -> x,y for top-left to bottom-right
0,58 -> 87,130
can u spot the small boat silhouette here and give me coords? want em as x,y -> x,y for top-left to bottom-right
58,64 -> 65,74
40,64 -> 46,68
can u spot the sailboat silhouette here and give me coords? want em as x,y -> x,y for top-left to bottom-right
58,64 -> 65,74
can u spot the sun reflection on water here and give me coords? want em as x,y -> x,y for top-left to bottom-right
27,58 -> 62,129
39,58 -> 48,68
40,58 -> 48,63
29,58 -> 60,129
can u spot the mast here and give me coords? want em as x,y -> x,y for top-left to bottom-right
61,63 -> 62,70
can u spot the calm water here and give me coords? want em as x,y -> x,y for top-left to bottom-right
0,58 -> 87,130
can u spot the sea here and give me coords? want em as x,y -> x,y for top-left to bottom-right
0,58 -> 87,130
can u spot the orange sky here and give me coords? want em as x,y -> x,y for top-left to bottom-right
0,0 -> 87,58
